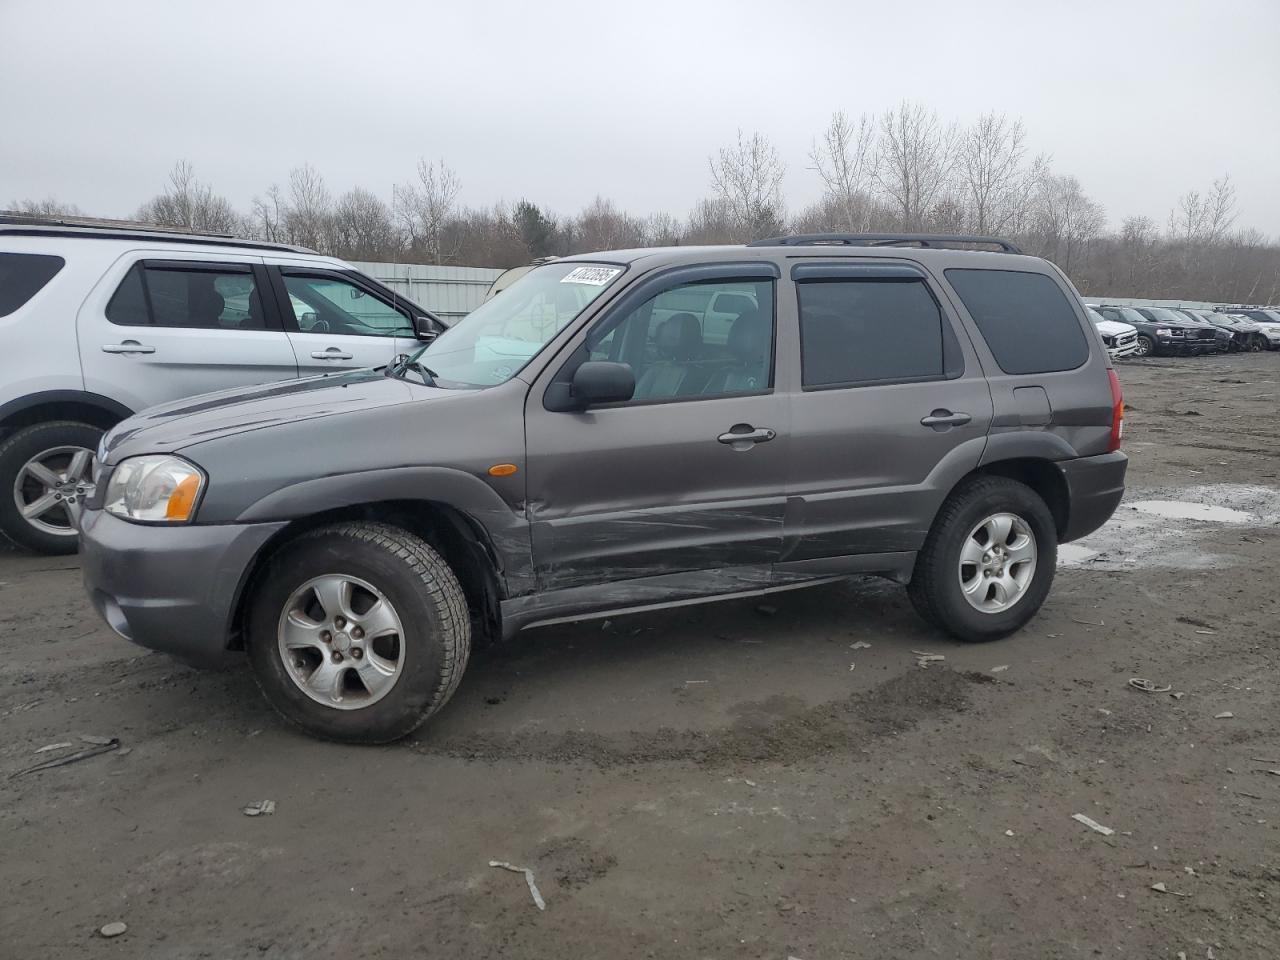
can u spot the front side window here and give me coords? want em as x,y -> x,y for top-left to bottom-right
106,263 -> 266,330
946,269 -> 1089,375
0,252 -> 64,317
798,279 -> 956,388
281,273 -> 412,337
412,261 -> 624,388
588,279 -> 774,401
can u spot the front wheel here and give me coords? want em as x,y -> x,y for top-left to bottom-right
247,522 -> 470,743
0,421 -> 103,554
908,477 -> 1057,642
1133,334 -> 1155,357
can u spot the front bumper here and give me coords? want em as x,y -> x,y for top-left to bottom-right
1055,451 -> 1128,543
80,508 -> 287,667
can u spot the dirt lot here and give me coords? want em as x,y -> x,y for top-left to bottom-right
2,353 -> 1279,959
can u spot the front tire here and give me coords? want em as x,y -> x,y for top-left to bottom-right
247,522 -> 470,743
0,421 -> 103,554
908,477 -> 1057,643
1133,334 -> 1155,357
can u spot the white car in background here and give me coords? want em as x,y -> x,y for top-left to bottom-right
1225,310 -> 1280,350
1085,306 -> 1138,360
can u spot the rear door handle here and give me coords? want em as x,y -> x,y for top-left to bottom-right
717,425 -> 776,447
920,410 -> 972,428
311,348 -> 354,360
102,341 -> 156,355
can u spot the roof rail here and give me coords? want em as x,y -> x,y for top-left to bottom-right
0,213 -> 317,255
747,233 -> 1023,255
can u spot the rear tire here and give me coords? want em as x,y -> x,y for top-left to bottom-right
247,522 -> 470,743
908,476 -> 1057,643
0,421 -> 103,555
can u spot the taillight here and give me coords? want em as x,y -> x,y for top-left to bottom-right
1107,367 -> 1124,452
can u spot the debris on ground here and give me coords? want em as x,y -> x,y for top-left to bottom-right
1072,813 -> 1115,836
79,735 -> 115,745
10,738 -> 120,779
912,651 -> 946,668
1128,678 -> 1172,694
99,922 -> 127,938
34,742 -> 72,753
1251,757 -> 1280,765
849,641 -> 871,650
242,800 -> 276,817
1071,617 -> 1104,627
1214,712 -> 1234,719
1005,829 -> 1015,837
991,665 -> 1010,673
488,860 -> 546,911
1150,881 -> 1190,897
848,663 -> 856,671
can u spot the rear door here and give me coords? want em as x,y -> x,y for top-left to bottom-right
266,266 -> 418,374
781,261 -> 994,562
77,254 -> 299,413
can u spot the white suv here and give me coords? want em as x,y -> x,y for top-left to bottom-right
0,218 -> 443,554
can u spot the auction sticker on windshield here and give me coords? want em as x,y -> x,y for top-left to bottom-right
560,266 -> 622,286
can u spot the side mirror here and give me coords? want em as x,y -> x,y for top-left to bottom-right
544,361 -> 634,412
413,315 -> 440,341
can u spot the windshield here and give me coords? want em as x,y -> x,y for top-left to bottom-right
1086,307 -> 1106,324
1113,307 -> 1145,325
409,262 -> 624,388
1145,307 -> 1187,324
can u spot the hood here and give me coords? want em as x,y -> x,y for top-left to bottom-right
1093,319 -> 1136,336
103,370 -> 441,463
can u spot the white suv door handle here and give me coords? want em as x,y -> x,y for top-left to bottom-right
102,341 -> 156,355
311,348 -> 353,360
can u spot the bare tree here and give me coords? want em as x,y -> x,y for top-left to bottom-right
135,160 -> 241,234
1029,174 -> 1105,273
283,164 -> 335,252
331,187 -> 400,261
1169,174 -> 1236,245
873,101 -> 958,230
809,111 -> 877,231
708,130 -> 786,241
568,196 -> 645,253
955,112 -> 1027,234
249,184 -> 286,243
641,211 -> 682,247
6,197 -> 86,218
393,158 -> 461,264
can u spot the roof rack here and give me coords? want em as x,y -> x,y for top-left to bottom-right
747,233 -> 1023,255
0,213 -> 317,255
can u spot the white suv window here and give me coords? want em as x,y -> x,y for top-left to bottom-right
281,273 -> 413,338
106,263 -> 267,330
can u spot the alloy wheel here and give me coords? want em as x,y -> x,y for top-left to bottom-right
12,445 -> 94,538
957,512 -> 1038,614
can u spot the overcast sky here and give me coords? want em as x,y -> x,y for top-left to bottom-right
2,0 -> 1278,236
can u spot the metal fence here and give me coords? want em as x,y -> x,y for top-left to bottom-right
351,261 -> 503,322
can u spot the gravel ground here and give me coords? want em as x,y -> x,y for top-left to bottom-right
1,353 -> 1278,959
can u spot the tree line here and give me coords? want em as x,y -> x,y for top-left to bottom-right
9,100 -> 1279,305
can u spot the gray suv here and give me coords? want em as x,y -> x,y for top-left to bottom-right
80,234 -> 1128,743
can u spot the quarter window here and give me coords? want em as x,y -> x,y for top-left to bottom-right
946,269 -> 1089,375
797,279 -> 958,388
281,274 -> 412,338
106,263 -> 267,330
0,253 -> 65,317
590,279 -> 775,401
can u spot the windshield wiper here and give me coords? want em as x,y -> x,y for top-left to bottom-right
385,353 -> 439,386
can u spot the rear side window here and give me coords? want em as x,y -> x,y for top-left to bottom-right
945,269 -> 1089,375
106,262 -> 267,330
0,253 -> 65,317
797,279 -> 961,389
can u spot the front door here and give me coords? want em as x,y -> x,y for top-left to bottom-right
77,255 -> 299,413
781,261 -> 994,561
267,266 -> 416,375
523,266 -> 790,592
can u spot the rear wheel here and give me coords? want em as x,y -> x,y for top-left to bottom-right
1133,334 -> 1154,357
247,522 -> 470,743
0,421 -> 103,554
908,476 -> 1057,642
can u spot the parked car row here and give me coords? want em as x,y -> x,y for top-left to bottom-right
1087,303 -> 1280,357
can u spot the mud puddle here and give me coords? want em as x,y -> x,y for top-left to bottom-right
1059,483 -> 1279,570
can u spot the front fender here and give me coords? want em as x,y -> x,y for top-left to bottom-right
231,466 -> 535,595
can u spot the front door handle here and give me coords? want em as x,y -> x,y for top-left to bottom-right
920,409 -> 972,429
311,348 -> 354,360
102,341 -> 156,355
717,424 -> 776,448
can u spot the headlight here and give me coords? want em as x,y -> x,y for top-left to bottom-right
1155,328 -> 1172,336
104,455 -> 205,523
